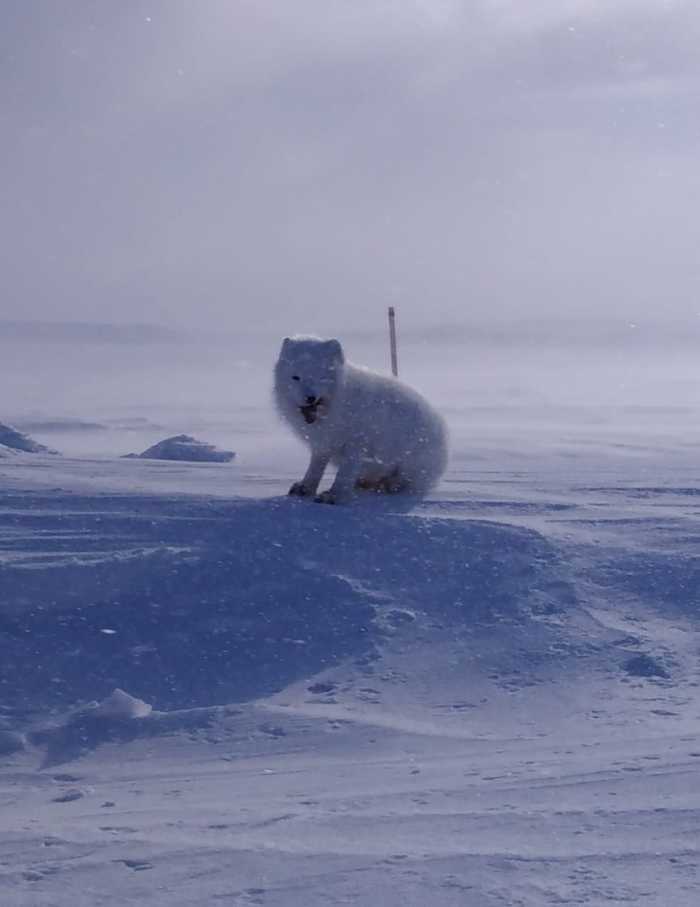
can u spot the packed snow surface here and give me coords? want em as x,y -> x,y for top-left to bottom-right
0,423 -> 699,905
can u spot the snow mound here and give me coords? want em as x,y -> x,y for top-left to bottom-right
123,434 -> 235,463
0,422 -> 58,454
89,688 -> 153,719
0,498 -> 572,712
28,688 -> 221,764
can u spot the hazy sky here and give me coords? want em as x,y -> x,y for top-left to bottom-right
3,1 -> 700,337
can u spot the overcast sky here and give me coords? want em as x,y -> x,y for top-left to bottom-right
3,0 -> 700,338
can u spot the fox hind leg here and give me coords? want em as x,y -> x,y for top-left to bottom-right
355,467 -> 405,494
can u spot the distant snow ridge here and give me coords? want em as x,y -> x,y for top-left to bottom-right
0,422 -> 58,455
124,434 -> 236,463
14,418 -> 108,433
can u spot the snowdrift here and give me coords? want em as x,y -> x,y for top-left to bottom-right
123,434 -> 235,462
1,491 -> 604,717
0,421 -> 58,455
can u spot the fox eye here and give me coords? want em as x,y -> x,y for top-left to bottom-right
291,375 -> 300,381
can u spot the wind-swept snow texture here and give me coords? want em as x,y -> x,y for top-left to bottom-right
0,453 -> 699,905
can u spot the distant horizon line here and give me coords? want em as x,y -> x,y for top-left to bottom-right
2,316 -> 700,347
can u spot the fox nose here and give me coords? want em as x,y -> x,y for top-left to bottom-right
306,395 -> 317,405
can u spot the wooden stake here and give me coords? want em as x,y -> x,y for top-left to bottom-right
388,306 -> 398,377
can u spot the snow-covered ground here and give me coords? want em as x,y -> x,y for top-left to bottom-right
1,335 -> 700,904
1,410 -> 700,905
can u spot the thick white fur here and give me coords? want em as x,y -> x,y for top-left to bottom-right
274,336 -> 448,503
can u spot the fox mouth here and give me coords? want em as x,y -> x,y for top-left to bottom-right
300,398 -> 324,424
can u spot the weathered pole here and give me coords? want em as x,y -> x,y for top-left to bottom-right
388,306 -> 398,377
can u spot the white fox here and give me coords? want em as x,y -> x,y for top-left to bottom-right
274,336 -> 448,504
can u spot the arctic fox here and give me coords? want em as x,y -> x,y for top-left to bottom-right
274,336 -> 448,504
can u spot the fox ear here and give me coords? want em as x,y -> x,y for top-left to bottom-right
325,338 -> 344,363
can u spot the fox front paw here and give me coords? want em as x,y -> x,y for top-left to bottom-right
289,482 -> 313,497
